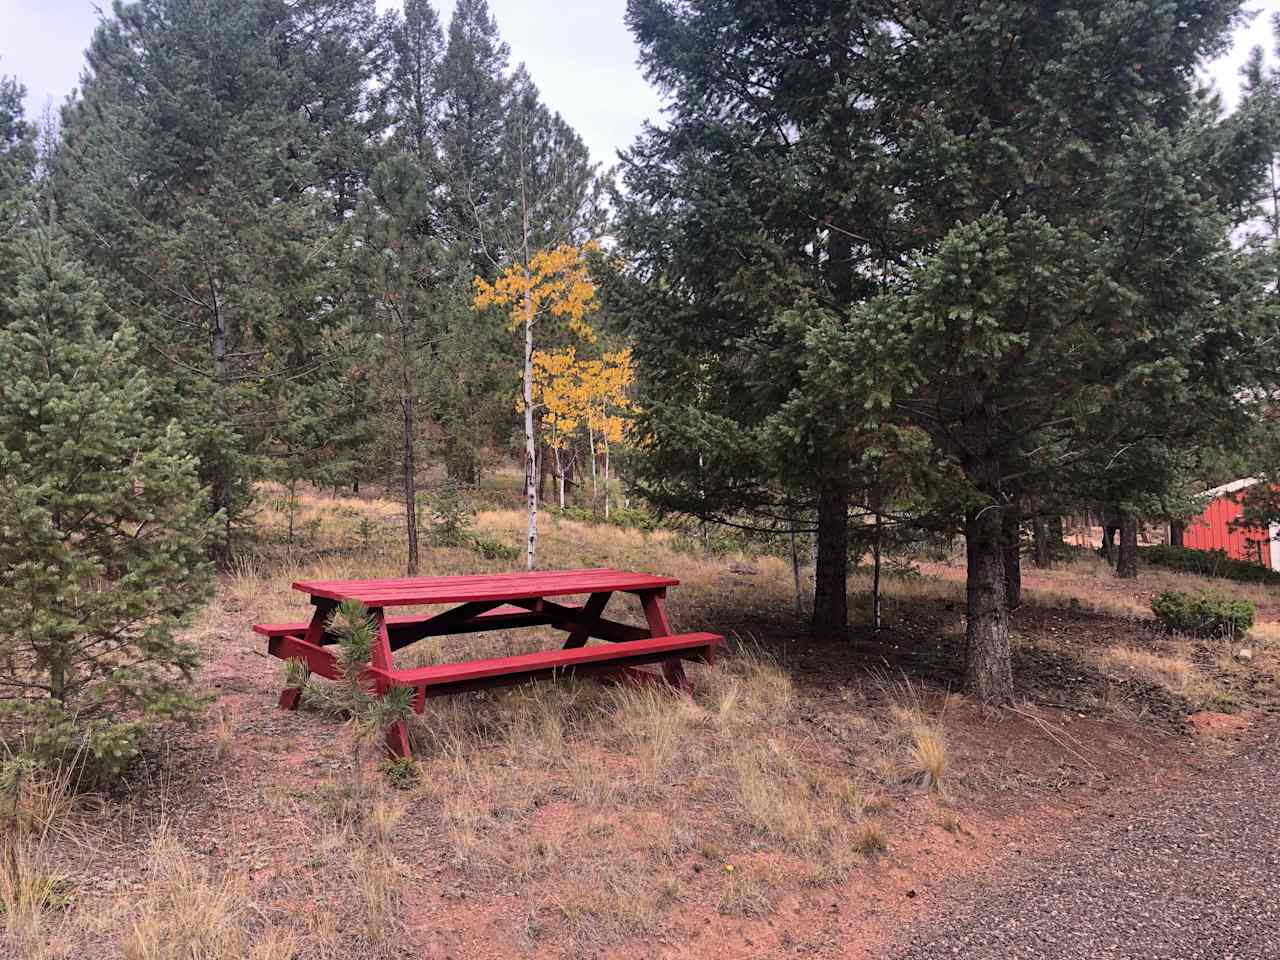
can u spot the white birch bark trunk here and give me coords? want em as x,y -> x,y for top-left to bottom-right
523,282 -> 537,569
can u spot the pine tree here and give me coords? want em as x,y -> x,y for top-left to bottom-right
389,0 -> 446,162
437,0 -> 513,278
616,0 -> 1279,699
356,151 -> 451,575
0,229 -> 218,779
0,74 -> 35,291
55,0 -> 386,567
614,1 -> 904,638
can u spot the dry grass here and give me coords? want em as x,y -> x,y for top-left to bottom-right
212,707 -> 236,760
366,796 -> 405,845
849,819 -> 888,856
1,763 -> 78,957
717,862 -> 778,917
1,834 -> 71,957
554,862 -> 670,948
1098,647 -> 1199,694
120,830 -> 254,960
1247,620 -> 1280,647
909,725 -> 950,793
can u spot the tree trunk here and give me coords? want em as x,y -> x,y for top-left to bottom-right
1170,520 -> 1185,548
523,287 -> 538,571
1117,512 -> 1138,579
1101,513 -> 1120,565
603,436 -> 610,520
789,520 -> 804,621
402,392 -> 419,576
1032,516 -> 1053,569
964,506 -> 1013,705
1003,502 -> 1022,610
810,479 -> 848,639
538,439 -> 550,504
588,425 -> 597,505
555,447 -> 566,509
871,509 -> 883,632
209,281 -> 233,571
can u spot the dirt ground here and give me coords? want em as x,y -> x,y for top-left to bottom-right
6,487 -> 1278,960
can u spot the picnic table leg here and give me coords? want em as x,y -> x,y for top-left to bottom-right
279,598 -> 336,710
561,592 -> 612,649
369,607 -> 412,759
639,591 -> 692,693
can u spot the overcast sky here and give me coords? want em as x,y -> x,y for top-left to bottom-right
3,0 -> 1279,170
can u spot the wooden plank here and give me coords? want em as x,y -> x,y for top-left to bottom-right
254,603 -> 582,644
372,633 -> 722,705
561,592 -> 612,649
508,598 -> 650,643
383,632 -> 722,686
640,590 -> 689,691
292,568 -> 679,607
267,633 -> 342,680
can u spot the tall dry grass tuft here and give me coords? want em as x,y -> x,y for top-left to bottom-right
606,684 -> 705,789
1,833 -> 70,956
870,671 -> 952,792
1,761 -> 77,957
120,830 -> 248,960
909,725 -> 949,792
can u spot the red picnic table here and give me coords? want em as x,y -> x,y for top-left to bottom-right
254,568 -> 724,757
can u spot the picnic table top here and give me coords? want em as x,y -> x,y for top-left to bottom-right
292,567 -> 680,607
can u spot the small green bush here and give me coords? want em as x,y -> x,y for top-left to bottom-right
418,479 -> 476,546
1151,590 -> 1255,638
382,756 -> 420,789
560,502 -> 660,531
471,535 -> 520,563
1139,544 -> 1280,585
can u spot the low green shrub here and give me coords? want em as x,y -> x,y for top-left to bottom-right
560,502 -> 661,531
1151,590 -> 1255,638
1139,544 -> 1280,585
471,535 -> 520,563
417,479 -> 476,547
382,756 -> 420,789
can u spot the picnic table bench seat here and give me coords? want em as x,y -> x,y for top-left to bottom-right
256,567 -> 723,758
372,632 -> 723,709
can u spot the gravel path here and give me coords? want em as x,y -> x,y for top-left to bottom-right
885,727 -> 1280,959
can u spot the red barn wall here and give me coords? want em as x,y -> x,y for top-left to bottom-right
1184,485 -> 1276,568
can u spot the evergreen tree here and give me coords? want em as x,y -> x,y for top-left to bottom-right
356,151 -> 451,574
0,229 -> 218,778
389,0 -> 446,162
843,1 -> 1278,701
55,0 -> 385,567
437,0 -> 513,278
0,74 -> 35,290
616,0 -> 1279,700
613,1 -> 903,638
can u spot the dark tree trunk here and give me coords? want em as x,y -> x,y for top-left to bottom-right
1032,516 -> 1053,569
402,393 -> 419,576
1101,513 -> 1120,565
1003,502 -> 1022,610
1050,515 -> 1065,547
1170,520 -> 1185,548
209,281 -> 233,571
810,479 -> 849,639
538,440 -> 550,503
964,506 -> 1013,705
871,508 -> 883,632
1117,512 -> 1138,579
